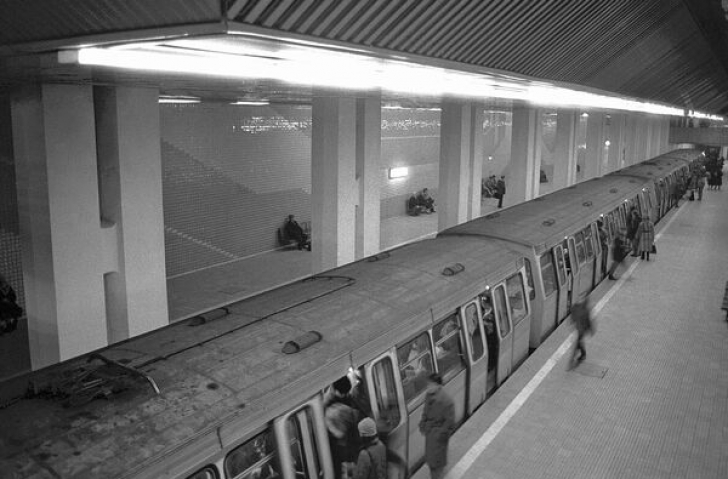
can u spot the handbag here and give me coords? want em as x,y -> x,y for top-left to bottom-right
651,244 -> 657,254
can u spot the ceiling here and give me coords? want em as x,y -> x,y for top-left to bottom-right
1,0 -> 728,114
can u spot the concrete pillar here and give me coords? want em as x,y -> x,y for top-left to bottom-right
606,113 -> 627,170
94,86 -> 168,342
509,106 -> 542,203
584,111 -> 605,180
355,95 -> 381,259
552,110 -> 577,188
438,100 -> 482,230
11,84 -> 106,368
312,94 -> 357,271
468,106 -> 484,220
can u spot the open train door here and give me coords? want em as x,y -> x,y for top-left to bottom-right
491,284 -> 514,386
365,352 -> 408,479
460,300 -> 488,414
553,245 -> 570,323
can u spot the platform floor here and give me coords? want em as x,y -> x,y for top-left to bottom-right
168,200 -> 501,321
433,188 -> 728,479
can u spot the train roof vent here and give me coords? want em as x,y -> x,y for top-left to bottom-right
657,167 -> 664,170
542,218 -> 556,227
610,188 -> 619,193
282,331 -> 322,354
629,179 -> 638,183
442,263 -> 465,276
647,172 -> 654,176
583,201 -> 593,207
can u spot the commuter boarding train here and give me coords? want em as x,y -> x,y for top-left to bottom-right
0,149 -> 700,479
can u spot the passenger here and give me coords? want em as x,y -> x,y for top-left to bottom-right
568,297 -> 594,369
627,207 -> 641,256
419,373 -> 455,479
697,171 -> 706,200
607,228 -> 627,280
352,418 -> 387,479
407,193 -> 424,216
284,215 -> 310,251
670,180 -> 680,207
496,176 -> 506,208
0,273 -> 22,336
416,188 -> 436,213
325,377 -> 361,479
637,214 -> 655,261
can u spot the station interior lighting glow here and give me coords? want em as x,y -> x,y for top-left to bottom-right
60,37 -> 722,120
388,167 -> 409,179
158,95 -> 200,104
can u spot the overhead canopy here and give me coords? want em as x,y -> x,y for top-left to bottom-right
1,0 -> 727,114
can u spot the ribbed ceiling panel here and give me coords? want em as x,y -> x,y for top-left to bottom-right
0,0 -> 220,45
228,0 -> 728,113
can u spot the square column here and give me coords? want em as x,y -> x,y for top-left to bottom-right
509,106 -> 542,203
95,86 -> 168,342
438,100 -> 482,230
584,112 -> 605,180
355,95 -> 381,259
606,113 -> 627,170
11,84 -> 106,368
312,94 -> 357,271
551,110 -> 578,189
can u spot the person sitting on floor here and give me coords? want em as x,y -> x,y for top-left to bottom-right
284,215 -> 311,251
416,188 -> 436,213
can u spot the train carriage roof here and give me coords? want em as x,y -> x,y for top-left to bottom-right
440,175 -> 644,253
608,152 -> 695,180
0,235 -> 522,479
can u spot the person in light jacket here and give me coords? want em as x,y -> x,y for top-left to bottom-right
637,214 -> 655,261
419,373 -> 455,479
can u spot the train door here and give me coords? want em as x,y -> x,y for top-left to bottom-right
573,230 -> 590,299
583,224 -> 598,287
460,301 -> 488,414
491,284 -> 513,385
504,270 -> 531,368
395,332 -> 435,473
273,398 -> 332,479
479,294 -> 498,395
553,245 -> 569,322
566,236 -> 580,305
538,251 -> 559,336
366,354 -> 407,479
432,314 -> 468,427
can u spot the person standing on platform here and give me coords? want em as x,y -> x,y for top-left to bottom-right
597,220 -> 609,277
419,373 -> 455,479
637,214 -> 655,261
569,297 -> 593,368
352,418 -> 387,479
496,176 -> 506,208
627,207 -> 642,256
697,170 -> 706,200
607,228 -> 627,280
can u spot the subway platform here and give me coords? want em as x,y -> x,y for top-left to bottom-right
432,188 -> 728,479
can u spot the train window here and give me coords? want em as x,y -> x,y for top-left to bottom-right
582,227 -> 594,258
539,253 -> 557,296
505,273 -> 528,325
397,333 -> 435,404
492,286 -> 511,339
462,303 -> 484,362
433,314 -> 466,380
186,466 -> 218,479
523,259 -> 536,300
574,232 -> 586,264
225,429 -> 281,479
371,359 -> 401,432
554,247 -> 566,286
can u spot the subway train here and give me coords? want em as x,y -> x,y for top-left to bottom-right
0,149 -> 700,479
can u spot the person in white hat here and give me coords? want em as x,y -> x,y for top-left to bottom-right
352,417 -> 387,479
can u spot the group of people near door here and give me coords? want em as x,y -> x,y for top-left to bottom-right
407,188 -> 436,215
601,205 -> 656,281
325,371 -> 455,479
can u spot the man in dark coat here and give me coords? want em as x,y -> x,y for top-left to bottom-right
569,297 -> 593,369
284,215 -> 310,251
607,228 -> 627,280
0,273 -> 22,335
419,374 -> 455,479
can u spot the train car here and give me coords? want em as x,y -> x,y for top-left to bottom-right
0,149 -> 702,479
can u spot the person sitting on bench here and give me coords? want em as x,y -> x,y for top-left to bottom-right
284,215 -> 311,251
416,188 -> 436,213
407,193 -> 425,216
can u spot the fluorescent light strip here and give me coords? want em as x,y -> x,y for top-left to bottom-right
159,95 -> 200,104
69,46 -> 719,119
231,100 -> 270,105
